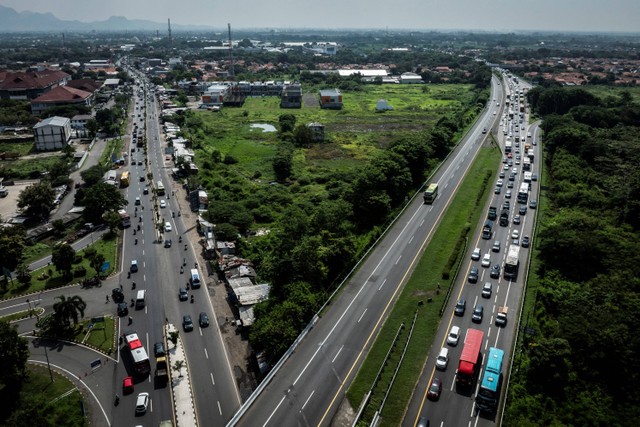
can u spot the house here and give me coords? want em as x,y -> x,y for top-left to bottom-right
307,123 -> 325,142
33,116 -> 71,151
66,79 -> 103,93
400,72 -> 423,84
280,84 -> 302,108
319,88 -> 343,109
71,114 -> 92,130
0,70 -> 71,100
103,78 -> 120,88
30,85 -> 93,116
202,85 -> 228,106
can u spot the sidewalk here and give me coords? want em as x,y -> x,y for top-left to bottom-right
166,323 -> 197,427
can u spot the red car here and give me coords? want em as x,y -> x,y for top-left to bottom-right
507,152 -> 513,158
122,376 -> 134,394
427,377 -> 442,401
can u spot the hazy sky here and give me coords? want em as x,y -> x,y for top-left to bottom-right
2,0 -> 639,32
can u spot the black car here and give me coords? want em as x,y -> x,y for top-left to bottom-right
117,302 -> 128,316
179,287 -> 188,301
519,205 -> 527,215
522,235 -> 530,248
490,264 -> 501,279
164,239 -> 172,248
143,188 -> 149,195
472,304 -> 484,323
454,298 -> 466,316
199,312 -> 210,327
183,315 -> 194,332
468,267 -> 479,283
112,288 -> 124,302
139,176 -> 145,182
154,342 -> 165,358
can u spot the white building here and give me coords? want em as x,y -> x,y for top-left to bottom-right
33,116 -> 71,151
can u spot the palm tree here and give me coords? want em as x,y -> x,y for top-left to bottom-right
53,295 -> 87,327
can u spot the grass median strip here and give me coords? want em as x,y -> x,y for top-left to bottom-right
346,145 -> 501,426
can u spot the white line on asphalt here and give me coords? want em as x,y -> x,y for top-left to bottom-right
420,219 -> 425,227
332,345 -> 344,363
300,390 -> 315,412
408,235 -> 414,244
395,256 -> 402,265
204,348 -> 208,359
357,309 -> 368,323
218,400 -> 222,415
263,394 -> 287,427
378,279 -> 387,291
210,372 -> 215,385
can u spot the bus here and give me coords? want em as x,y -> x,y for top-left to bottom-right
517,182 -> 529,204
456,328 -> 484,391
124,331 -> 151,376
504,244 -> 520,280
523,171 -> 532,183
423,183 -> 438,204
120,171 -> 130,187
504,140 -> 512,153
157,181 -> 165,196
475,347 -> 504,414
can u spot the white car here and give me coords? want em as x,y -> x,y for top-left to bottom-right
447,326 -> 460,346
164,222 -> 172,232
481,253 -> 491,267
160,199 -> 166,208
435,347 -> 449,370
471,248 -> 481,261
511,229 -> 520,239
496,179 -> 504,187
135,392 -> 149,414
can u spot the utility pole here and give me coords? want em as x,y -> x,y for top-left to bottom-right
168,18 -> 173,50
228,23 -> 234,78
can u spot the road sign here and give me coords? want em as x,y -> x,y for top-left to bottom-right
101,261 -> 110,272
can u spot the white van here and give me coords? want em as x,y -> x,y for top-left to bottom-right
135,290 -> 146,309
190,269 -> 201,289
435,347 -> 449,370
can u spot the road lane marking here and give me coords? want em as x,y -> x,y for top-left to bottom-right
300,390 -> 315,412
332,345 -> 344,363
408,235 -> 414,244
218,401 -> 222,415
263,394 -> 287,427
395,255 -> 402,265
204,348 -> 209,359
378,279 -> 387,291
357,309 -> 368,323
210,372 -> 215,385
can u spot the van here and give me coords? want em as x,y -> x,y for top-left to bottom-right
135,290 -> 146,308
190,269 -> 201,289
435,347 -> 449,370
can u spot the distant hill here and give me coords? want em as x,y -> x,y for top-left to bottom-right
0,5 -> 214,32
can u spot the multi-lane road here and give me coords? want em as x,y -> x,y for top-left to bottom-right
231,75 -> 508,427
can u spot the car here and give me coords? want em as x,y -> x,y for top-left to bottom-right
199,312 -> 210,327
529,199 -> 537,209
515,155 -> 521,161
492,240 -> 501,253
512,167 -> 518,174
481,253 -> 491,267
117,302 -> 129,316
164,222 -> 172,232
154,342 -> 165,358
160,200 -> 166,208
183,315 -> 194,332
471,248 -> 481,261
482,282 -> 493,298
502,200 -> 511,210
472,304 -> 484,323
427,377 -> 442,401
135,392 -> 149,415
138,160 -> 143,166
179,287 -> 188,301
507,181 -> 514,189
503,163 -> 509,170
454,298 -> 466,316
512,238 -> 520,246
435,347 -> 449,370
507,152 -> 512,159
493,111 -> 497,115
496,179 -> 504,187
468,266 -> 479,283
494,186 -> 501,195
509,172 -> 516,181
513,214 -> 521,225
135,197 -> 141,205
143,188 -> 149,195
519,205 -> 527,215
507,159 -> 513,166
417,416 -> 430,427
511,229 -> 520,239
164,239 -> 172,248
499,171 -> 505,179
522,235 -> 530,248
502,157 -> 507,164
482,128 -> 487,134
123,376 -> 134,394
505,190 -> 512,199
112,288 -> 124,302
533,139 -> 537,145
130,260 -> 138,273
532,173 -> 538,181
490,264 -> 501,278
447,325 -> 460,346
139,176 -> 145,182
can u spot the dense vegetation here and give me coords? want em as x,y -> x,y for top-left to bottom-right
505,87 -> 640,425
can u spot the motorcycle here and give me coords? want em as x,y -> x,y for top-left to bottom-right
184,244 -> 187,251
133,229 -> 136,236
178,236 -> 182,243
137,224 -> 141,231
127,272 -> 131,279
190,295 -> 194,303
172,212 -> 175,218
132,282 -> 136,290
135,239 -> 138,245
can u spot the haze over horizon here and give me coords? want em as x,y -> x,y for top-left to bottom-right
1,0 -> 639,33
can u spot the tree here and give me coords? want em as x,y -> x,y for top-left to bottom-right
173,360 -> 184,377
51,219 -> 65,236
80,164 -> 106,187
17,182 -> 55,220
0,320 -> 30,398
278,114 -> 296,133
0,225 -> 26,271
52,295 -> 86,327
85,118 -> 99,138
103,211 -> 122,234
168,331 -> 179,348
89,253 -> 105,278
51,244 -> 76,278
79,182 -> 127,223
293,124 -> 313,147
272,142 -> 294,182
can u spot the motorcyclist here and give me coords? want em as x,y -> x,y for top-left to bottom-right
135,238 -> 138,245
132,282 -> 136,289
190,294 -> 194,303
137,224 -> 141,231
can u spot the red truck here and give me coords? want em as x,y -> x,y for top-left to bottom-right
456,328 -> 484,390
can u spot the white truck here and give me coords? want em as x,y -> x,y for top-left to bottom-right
495,306 -> 508,327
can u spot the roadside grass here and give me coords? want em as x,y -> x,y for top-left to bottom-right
100,137 -> 124,166
346,145 -> 501,426
0,140 -> 34,155
0,307 -> 44,323
75,316 -> 116,353
1,233 -> 118,300
0,155 -> 65,180
14,364 -> 88,427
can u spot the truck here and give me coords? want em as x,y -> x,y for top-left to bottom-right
118,209 -> 131,228
499,207 -> 509,227
155,356 -> 168,379
495,306 -> 508,327
487,206 -> 497,221
456,328 -> 484,390
504,244 -> 520,280
481,219 -> 493,240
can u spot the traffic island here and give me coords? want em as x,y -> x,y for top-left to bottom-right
165,323 -> 197,427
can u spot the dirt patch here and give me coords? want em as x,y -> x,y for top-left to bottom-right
303,93 -> 320,108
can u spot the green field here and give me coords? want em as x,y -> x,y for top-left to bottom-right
192,84 -> 478,183
346,145 -> 501,426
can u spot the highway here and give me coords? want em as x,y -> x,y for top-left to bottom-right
232,76 -> 505,427
403,75 -> 541,426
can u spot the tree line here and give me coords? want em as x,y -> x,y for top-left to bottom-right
504,86 -> 640,425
